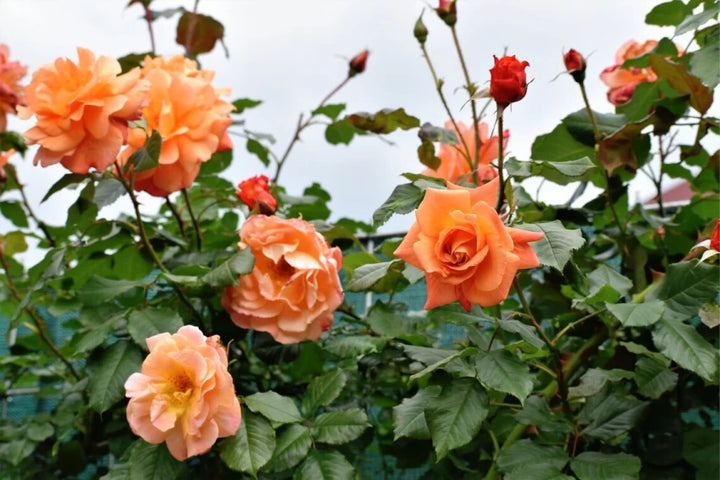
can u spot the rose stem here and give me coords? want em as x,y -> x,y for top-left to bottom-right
165,197 -> 188,242
182,188 -> 202,250
495,106 -> 506,211
7,167 -> 55,247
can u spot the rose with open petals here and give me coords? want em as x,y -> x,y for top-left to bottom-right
221,215 -> 343,344
0,44 -> 27,133
124,325 -> 241,461
600,40 -> 663,105
423,121 -> 508,184
117,55 -> 233,197
394,178 -> 544,310
18,48 -> 147,174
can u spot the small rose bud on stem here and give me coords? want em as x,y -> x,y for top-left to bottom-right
348,49 -> 369,77
435,0 -> 457,27
563,49 -> 587,84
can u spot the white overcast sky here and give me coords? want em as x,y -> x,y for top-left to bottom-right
1,0 -> 711,238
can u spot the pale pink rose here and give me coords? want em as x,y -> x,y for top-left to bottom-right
221,215 -> 344,344
124,325 -> 241,461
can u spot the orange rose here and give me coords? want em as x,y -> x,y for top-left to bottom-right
0,44 -> 27,133
18,48 -> 147,174
236,174 -> 277,214
116,55 -> 234,197
124,325 -> 242,461
600,40 -> 662,105
394,178 -> 544,310
422,121 -> 508,184
221,215 -> 344,344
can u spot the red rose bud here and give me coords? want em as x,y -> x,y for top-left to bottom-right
435,0 -> 457,26
563,49 -> 586,84
348,49 -> 369,77
414,13 -> 428,45
489,55 -> 530,108
236,175 -> 277,215
711,219 -> 720,251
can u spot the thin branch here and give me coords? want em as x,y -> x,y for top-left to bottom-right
182,188 -> 202,250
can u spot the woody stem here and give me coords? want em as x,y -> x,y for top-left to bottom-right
495,107 -> 506,211
182,188 -> 202,250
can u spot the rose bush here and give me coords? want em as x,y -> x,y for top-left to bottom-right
0,1 -> 717,479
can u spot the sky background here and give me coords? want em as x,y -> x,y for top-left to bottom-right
1,0 -> 712,243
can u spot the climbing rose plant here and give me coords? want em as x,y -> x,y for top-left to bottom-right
0,1 -> 718,479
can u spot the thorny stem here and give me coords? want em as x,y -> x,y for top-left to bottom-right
450,26 -> 481,182
272,76 -> 351,186
552,309 -> 605,345
141,4 -> 156,54
7,167 -> 56,247
165,197 -> 187,242
182,188 -> 203,250
419,43 -> 473,169
495,107 -> 506,211
0,250 -> 80,381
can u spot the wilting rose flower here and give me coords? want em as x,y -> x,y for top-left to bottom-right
600,40 -> 660,105
348,50 -> 369,77
422,120 -> 508,184
117,55 -> 233,197
563,49 -> 586,83
237,175 -> 277,214
394,178 -> 544,310
489,55 -> 530,108
18,48 -> 147,174
222,215 -> 344,344
124,325 -> 241,461
0,45 -> 27,133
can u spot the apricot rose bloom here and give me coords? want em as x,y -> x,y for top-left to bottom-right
124,325 -> 241,461
221,215 -> 344,344
422,121 -> 508,184
0,44 -> 27,133
117,55 -> 234,197
600,40 -> 660,105
394,178 -> 544,310
18,48 -> 147,174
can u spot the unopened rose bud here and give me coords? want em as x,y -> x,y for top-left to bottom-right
236,175 -> 278,215
489,55 -> 530,108
563,49 -> 586,84
348,49 -> 369,77
435,0 -> 457,27
414,13 -> 428,45
711,219 -> 720,251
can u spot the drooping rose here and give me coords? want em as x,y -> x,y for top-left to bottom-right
18,48 -> 147,174
563,49 -> 586,83
0,45 -> 27,133
221,215 -> 344,344
348,50 -> 369,77
236,175 -> 277,214
116,55 -> 234,197
600,40 -> 660,105
394,178 -> 544,310
489,55 -> 530,108
422,121 -> 508,184
124,325 -> 241,461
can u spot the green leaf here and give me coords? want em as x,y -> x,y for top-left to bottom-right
475,350 -> 534,404
568,368 -> 634,398
652,318 -> 718,383
372,183 -> 424,229
393,385 -> 442,440
607,300 -> 665,327
497,319 -> 545,349
312,104 -> 345,120
127,441 -> 184,480
246,138 -> 270,167
311,408 -> 369,445
41,173 -> 87,203
366,303 -> 414,337
345,260 -> 400,291
1,231 -> 27,255
646,1 -> 690,26
683,428 -> 720,479
88,341 -> 143,413
562,109 -> 627,145
0,201 -> 28,228
649,54 -> 714,114
324,118 -> 358,145
504,466 -> 574,480
648,261 -> 720,320
418,122 -> 458,144
127,308 -> 184,350
515,221 -> 585,271
409,347 -> 477,383
294,450 -> 354,480
635,357 -> 678,399
232,98 -> 262,114
570,452 -> 641,480
531,123 -> 595,162
244,391 -> 302,424
6,438 -> 34,466
127,130 -> 162,172
617,82 -> 663,122
497,439 -> 569,476
417,140 -> 441,170
505,157 -> 598,185
94,178 -> 126,208
264,424 -> 312,473
425,378 -> 488,460
579,389 -> 648,441
514,396 -> 573,433
219,410 -> 275,476
676,4 -> 720,35
77,276 -> 145,306
347,108 -> 420,134
301,369 -> 347,415
322,336 -> 386,358
586,264 -> 632,304
200,249 -> 254,288
26,423 -> 54,442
